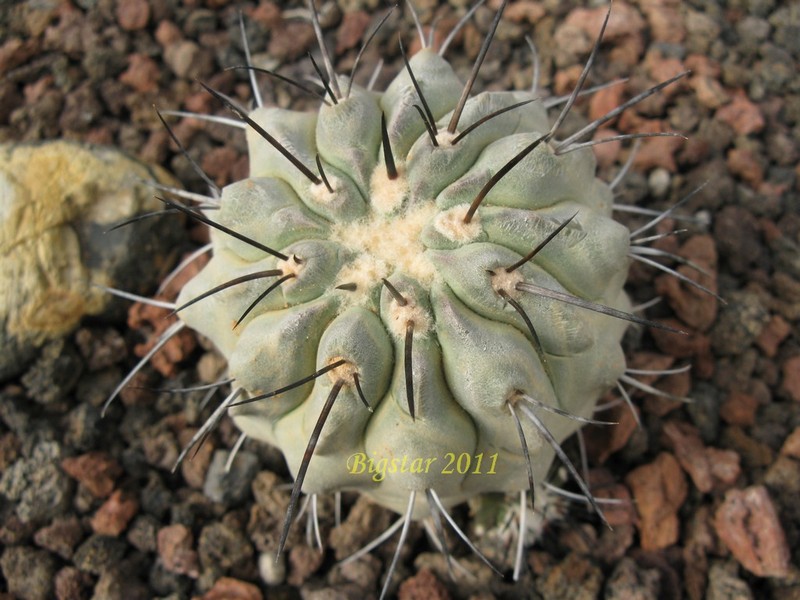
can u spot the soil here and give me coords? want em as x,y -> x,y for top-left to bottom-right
1,0 -> 799,599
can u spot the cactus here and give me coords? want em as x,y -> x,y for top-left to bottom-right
105,1 -> 697,594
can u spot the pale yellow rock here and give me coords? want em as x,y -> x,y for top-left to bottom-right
0,141 -> 180,379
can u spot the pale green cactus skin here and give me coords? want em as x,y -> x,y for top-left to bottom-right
177,48 -> 631,517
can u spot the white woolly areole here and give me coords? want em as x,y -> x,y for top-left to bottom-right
277,255 -> 304,278
433,204 -> 482,243
369,164 -> 409,215
490,267 -> 524,300
326,357 -> 359,384
330,203 -> 438,286
309,176 -> 343,205
435,129 -> 458,147
385,300 -> 432,339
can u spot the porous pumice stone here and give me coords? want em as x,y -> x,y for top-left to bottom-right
176,49 -> 631,517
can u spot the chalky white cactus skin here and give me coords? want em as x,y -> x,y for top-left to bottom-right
176,43 -> 633,519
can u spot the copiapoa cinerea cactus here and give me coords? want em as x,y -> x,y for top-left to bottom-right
102,1 -> 704,595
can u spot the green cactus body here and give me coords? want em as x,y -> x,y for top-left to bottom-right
175,47 -> 632,518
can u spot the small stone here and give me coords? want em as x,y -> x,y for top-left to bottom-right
537,552 -> 603,600
127,514 -> 159,553
287,544 -> 325,586
72,534 -> 127,576
553,64 -> 584,96
780,426 -> 800,459
714,485 -> 791,577
90,489 -> 139,536
706,448 -> 741,488
64,403 -> 101,451
59,83 -> 104,132
74,327 -> 126,372
0,546 -> 57,600
592,127 -> 622,168
625,452 -> 687,550
648,167 -> 671,198
604,557 -> 661,600
33,515 -> 84,560
329,495 -> 393,560
706,561 -> 753,600
716,91 -> 765,135
764,455 -> 800,531
248,2 -> 281,29
198,520 -> 254,572
721,427 -> 774,469
592,473 -> 637,528
157,523 -> 200,578
713,206 -> 764,276
196,577 -> 262,600
627,119 -> 684,172
656,234 -> 718,331
552,27 -> 591,69
116,0 -> 150,30
155,20 -> 182,47
398,568 -> 450,600
61,451 -> 122,498
332,553 -> 381,591
1,440 -> 72,523
200,146 -> 240,188
141,429 -> 180,471
755,315 -> 791,357
0,37 -> 40,74
54,566 -> 92,600
268,22 -> 316,61
164,40 -> 214,80
642,1 -> 684,44
565,2 -> 645,41
1,518 -> 35,551
504,1 -> 546,24
93,565 -> 149,600
258,551 -> 286,585
119,54 -> 160,94
711,291 -> 770,355
645,54 -> 686,98
128,304 -> 196,380
719,391 -> 760,426
140,472 -> 173,520
691,75 -> 730,109
179,428 -> 214,489
780,356 -> 800,402
581,401 -> 639,465
727,148 -> 764,187
0,432 -> 19,473
683,506 -> 715,600
336,11 -> 371,55
662,420 -> 713,493
203,450 -> 259,506
21,338 -> 82,405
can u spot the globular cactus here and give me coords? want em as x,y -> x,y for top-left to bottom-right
106,1 -> 692,593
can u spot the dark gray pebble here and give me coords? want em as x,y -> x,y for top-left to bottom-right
0,545 -> 57,600
203,449 -> 259,507
604,557 -> 661,600
198,520 -> 255,573
72,534 -> 128,576
0,439 -> 72,523
711,290 -> 770,355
